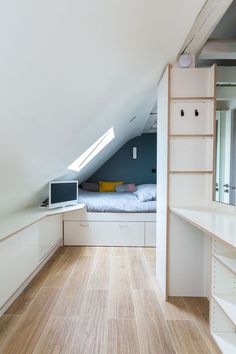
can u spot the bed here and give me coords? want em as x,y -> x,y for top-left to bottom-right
77,188 -> 156,213
63,184 -> 156,247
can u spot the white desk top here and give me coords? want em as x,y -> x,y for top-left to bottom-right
170,207 -> 236,249
0,204 -> 86,243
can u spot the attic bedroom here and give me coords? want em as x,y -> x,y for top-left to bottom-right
1,0 -> 236,353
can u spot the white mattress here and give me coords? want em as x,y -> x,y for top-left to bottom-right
77,189 -> 156,213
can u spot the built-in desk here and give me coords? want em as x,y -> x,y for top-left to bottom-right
170,207 -> 236,249
169,207 -> 236,354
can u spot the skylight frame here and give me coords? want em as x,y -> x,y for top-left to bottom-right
68,127 -> 115,172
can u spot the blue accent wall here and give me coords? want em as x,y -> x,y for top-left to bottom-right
89,133 -> 156,185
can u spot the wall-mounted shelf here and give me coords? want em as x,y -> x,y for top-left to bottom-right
212,333 -> 236,354
213,294 -> 236,326
213,253 -> 236,275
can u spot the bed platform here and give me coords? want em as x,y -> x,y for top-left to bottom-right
63,207 -> 156,247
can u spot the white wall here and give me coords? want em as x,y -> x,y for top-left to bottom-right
0,0 -> 205,217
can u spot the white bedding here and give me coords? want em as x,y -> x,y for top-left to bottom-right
78,189 -> 156,213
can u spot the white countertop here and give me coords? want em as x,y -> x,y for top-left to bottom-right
170,207 -> 236,249
0,204 -> 86,243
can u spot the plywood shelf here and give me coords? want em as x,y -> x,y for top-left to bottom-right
170,134 -> 214,138
171,97 -> 215,100
213,294 -> 236,326
212,333 -> 236,354
213,253 -> 236,275
169,171 -> 213,174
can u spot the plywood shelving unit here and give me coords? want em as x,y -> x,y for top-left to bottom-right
156,65 -> 236,353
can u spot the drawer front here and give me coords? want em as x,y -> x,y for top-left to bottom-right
170,101 -> 214,135
145,222 -> 156,247
64,221 -> 145,246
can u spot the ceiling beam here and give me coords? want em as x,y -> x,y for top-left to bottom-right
217,66 -> 236,84
217,86 -> 236,100
181,0 -> 233,55
199,39 -> 236,59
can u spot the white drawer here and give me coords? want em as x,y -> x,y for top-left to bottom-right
170,137 -> 213,171
170,100 -> 214,135
145,222 -> 156,247
64,221 -> 145,246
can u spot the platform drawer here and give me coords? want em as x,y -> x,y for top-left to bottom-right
64,221 -> 145,246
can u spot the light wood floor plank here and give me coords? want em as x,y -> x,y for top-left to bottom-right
110,256 -> 131,291
87,256 -> 110,289
126,247 -> 141,257
106,319 -> 140,354
79,289 -> 109,321
1,288 -> 61,354
112,247 -> 127,256
133,290 -> 176,354
71,318 -> 106,354
108,289 -> 135,320
128,256 -> 151,290
53,256 -> 94,316
34,317 -> 78,354
43,248 -> 78,288
183,297 -> 221,354
97,247 -> 112,256
0,315 -> 21,350
78,246 -> 98,256
167,320 -> 212,354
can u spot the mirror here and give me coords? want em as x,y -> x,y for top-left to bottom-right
215,67 -> 236,205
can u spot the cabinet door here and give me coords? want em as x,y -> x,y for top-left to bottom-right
170,100 -> 214,135
171,68 -> 214,97
170,137 -> 213,171
0,224 -> 38,308
39,215 -> 62,261
64,221 -> 144,246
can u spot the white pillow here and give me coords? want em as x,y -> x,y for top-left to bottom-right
134,184 -> 156,202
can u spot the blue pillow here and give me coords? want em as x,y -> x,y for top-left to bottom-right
134,184 -> 157,202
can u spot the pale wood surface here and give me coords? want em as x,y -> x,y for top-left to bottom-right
0,246 -> 220,353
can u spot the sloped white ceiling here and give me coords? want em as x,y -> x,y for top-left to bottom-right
0,0 -> 205,217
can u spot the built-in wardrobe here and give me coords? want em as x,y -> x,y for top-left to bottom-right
157,65 -> 236,354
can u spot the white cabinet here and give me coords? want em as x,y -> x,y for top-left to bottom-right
0,224 -> 38,309
64,221 -> 145,246
170,100 -> 214,135
171,68 -> 214,97
145,222 -> 156,246
170,137 -> 213,171
39,215 -> 62,261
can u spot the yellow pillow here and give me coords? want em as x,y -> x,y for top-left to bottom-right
99,181 -> 124,192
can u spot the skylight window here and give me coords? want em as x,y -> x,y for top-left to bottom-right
68,127 -> 115,172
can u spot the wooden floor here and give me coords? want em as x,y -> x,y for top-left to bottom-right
0,246 -> 220,354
